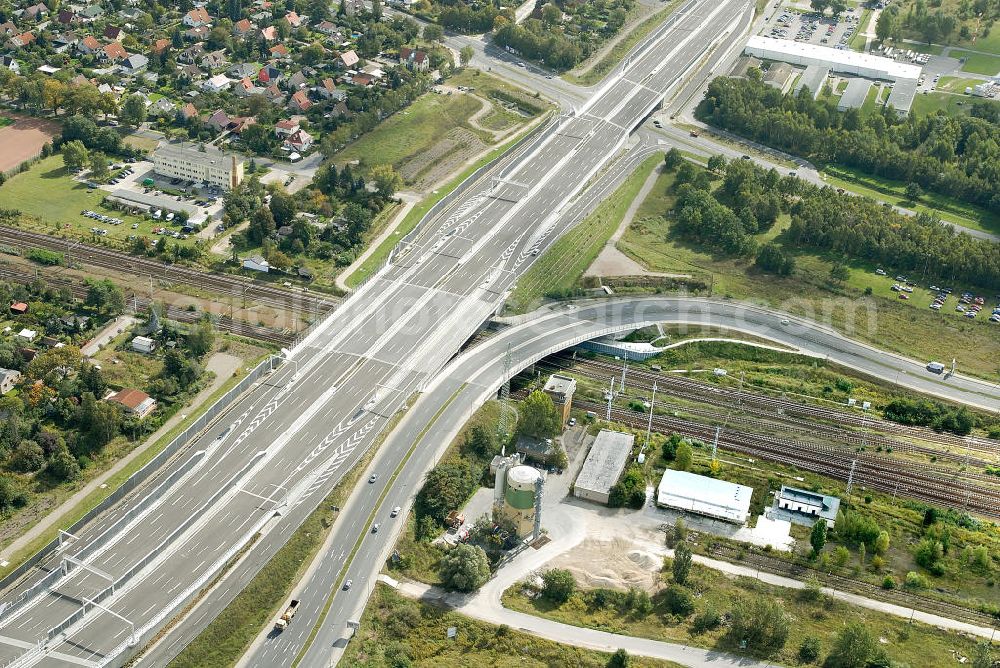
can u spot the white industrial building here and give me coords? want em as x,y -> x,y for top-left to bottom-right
774,486 -> 840,528
656,469 -> 753,524
837,78 -> 872,111
151,143 -> 244,190
744,36 -> 922,81
794,64 -> 829,99
574,429 -> 634,505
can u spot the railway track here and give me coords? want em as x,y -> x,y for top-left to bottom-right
0,226 -> 339,316
547,353 -> 1000,461
0,264 -> 294,345
534,359 -> 999,473
568,397 -> 1000,519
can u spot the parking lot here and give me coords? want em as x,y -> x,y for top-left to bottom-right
874,268 -> 1000,324
765,7 -> 864,49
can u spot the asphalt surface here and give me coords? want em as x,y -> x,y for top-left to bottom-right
0,0 -> 752,665
252,296 -> 1000,667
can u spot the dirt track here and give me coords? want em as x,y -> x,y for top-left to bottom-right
0,114 -> 60,173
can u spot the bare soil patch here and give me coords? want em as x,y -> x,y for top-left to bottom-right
0,114 -> 60,173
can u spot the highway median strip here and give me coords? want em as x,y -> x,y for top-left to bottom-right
289,383 -> 468,668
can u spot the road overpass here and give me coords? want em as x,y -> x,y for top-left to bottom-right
0,0 -> 753,665
238,296 -> 1000,667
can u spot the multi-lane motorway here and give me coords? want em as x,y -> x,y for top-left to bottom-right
0,0 -> 753,665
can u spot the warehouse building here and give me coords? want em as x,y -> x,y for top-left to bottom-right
886,80 -> 917,117
574,429 -> 634,505
794,64 -> 829,99
837,78 -> 872,111
773,486 -> 840,528
744,36 -> 921,81
656,470 -> 753,524
151,142 -> 244,190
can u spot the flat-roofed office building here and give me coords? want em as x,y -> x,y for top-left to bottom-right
151,143 -> 244,190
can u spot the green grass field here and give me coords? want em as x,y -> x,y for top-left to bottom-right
333,93 -> 487,171
449,69 -> 552,130
849,8 -> 871,51
935,76 -> 983,93
952,50 -> 1000,75
344,585 -> 682,668
0,155 -> 198,249
616,165 -> 1000,379
505,153 -> 662,313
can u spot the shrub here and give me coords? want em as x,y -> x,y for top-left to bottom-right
690,607 -> 721,634
882,575 -> 896,589
798,635 -> 821,663
727,596 -> 789,654
664,585 -> 695,617
541,568 -> 575,604
905,571 -> 928,589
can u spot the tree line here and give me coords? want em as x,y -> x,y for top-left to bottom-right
696,74 -> 1000,214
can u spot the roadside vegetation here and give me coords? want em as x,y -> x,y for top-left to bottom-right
342,584 -> 681,668
696,73 -> 1000,226
495,0 -> 640,71
566,0 -> 686,86
505,557 -> 994,667
505,153 -> 666,313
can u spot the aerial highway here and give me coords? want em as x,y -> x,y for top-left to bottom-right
243,296 -> 1000,667
0,0 -> 753,665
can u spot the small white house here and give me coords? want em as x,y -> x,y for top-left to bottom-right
16,328 -> 37,343
131,335 -> 156,354
243,255 -> 270,272
203,74 -> 232,93
0,368 -> 21,394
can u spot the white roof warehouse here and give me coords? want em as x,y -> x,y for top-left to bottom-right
657,469 -> 753,524
744,35 -> 922,81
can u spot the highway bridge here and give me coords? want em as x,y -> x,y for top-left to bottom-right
0,0 -> 755,665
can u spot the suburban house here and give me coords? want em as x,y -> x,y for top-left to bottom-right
316,78 -> 346,101
283,10 -> 302,28
203,73 -> 232,92
399,47 -> 428,71
0,55 -> 18,73
233,77 -> 260,97
180,102 -> 199,120
289,89 -> 312,112
108,388 -> 157,418
201,49 -> 228,70
9,301 -> 27,315
282,128 -> 313,151
103,25 -> 124,40
229,62 -> 257,79
257,64 -> 281,84
337,49 -> 359,68
8,32 -> 35,48
152,38 -> 171,55
232,18 -> 253,37
243,255 -> 270,272
260,25 -> 276,41
275,119 -> 299,137
16,328 -> 37,344
185,25 -> 211,40
206,108 -> 231,131
100,41 -> 128,63
0,368 -> 21,395
120,54 -> 148,74
183,7 -> 212,27
269,43 -> 290,60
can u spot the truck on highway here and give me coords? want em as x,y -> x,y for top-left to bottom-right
275,599 -> 300,631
